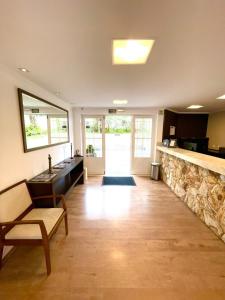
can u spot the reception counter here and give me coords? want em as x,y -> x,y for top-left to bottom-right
157,146 -> 225,243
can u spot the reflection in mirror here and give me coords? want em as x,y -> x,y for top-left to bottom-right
18,89 -> 69,152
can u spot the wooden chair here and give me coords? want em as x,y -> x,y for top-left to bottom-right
0,179 -> 68,275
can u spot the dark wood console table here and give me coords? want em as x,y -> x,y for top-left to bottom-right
27,157 -> 84,207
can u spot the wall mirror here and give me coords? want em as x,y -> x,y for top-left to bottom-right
18,89 -> 69,152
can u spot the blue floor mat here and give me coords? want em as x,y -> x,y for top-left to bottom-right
102,176 -> 136,186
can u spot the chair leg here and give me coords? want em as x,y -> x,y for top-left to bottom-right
42,239 -> 51,275
64,214 -> 68,235
0,243 -> 3,269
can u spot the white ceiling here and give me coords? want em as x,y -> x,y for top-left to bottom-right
0,0 -> 225,112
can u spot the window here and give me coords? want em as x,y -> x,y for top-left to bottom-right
134,117 -> 152,157
84,117 -> 103,158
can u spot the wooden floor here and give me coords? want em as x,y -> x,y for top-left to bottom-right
1,176 -> 225,300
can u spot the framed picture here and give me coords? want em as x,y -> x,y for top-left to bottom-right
169,139 -> 177,147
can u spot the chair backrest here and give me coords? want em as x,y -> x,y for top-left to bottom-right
0,180 -> 32,223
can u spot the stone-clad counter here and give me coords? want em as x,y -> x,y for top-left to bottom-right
157,146 -> 225,242
157,146 -> 225,177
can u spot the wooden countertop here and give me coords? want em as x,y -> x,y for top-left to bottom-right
157,146 -> 225,176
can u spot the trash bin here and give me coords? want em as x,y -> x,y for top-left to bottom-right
150,162 -> 161,180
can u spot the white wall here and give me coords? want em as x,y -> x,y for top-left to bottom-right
0,64 -> 74,257
207,111 -> 225,149
154,110 -> 164,161
0,64 -> 74,191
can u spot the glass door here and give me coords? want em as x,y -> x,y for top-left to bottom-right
105,115 -> 132,175
132,116 -> 153,175
82,116 -> 105,175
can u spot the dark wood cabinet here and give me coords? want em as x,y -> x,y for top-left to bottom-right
27,157 -> 84,207
163,109 -> 209,140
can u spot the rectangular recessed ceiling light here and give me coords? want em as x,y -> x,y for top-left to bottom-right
187,105 -> 204,109
217,95 -> 225,100
113,39 -> 155,65
113,99 -> 128,105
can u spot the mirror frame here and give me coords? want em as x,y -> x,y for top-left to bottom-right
18,88 -> 70,152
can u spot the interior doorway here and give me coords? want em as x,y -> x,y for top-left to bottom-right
105,115 -> 132,175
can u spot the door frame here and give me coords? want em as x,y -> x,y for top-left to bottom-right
81,114 -> 155,176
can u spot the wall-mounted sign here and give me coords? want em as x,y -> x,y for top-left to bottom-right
170,125 -> 176,136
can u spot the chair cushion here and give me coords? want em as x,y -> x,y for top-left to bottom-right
0,182 -> 32,223
5,208 -> 64,240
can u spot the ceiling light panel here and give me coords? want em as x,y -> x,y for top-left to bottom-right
217,95 -> 225,100
113,39 -> 155,65
187,105 -> 204,109
113,100 -> 128,105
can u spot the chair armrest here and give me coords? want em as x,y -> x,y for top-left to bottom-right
0,220 -> 48,240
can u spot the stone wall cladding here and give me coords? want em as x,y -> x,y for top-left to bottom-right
160,152 -> 225,242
